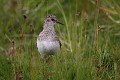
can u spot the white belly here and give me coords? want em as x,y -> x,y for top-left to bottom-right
37,40 -> 60,58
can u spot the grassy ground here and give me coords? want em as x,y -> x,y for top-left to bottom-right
0,0 -> 120,80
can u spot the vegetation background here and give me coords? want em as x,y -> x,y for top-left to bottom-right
0,0 -> 120,80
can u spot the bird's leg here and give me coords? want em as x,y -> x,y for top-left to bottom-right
42,58 -> 49,80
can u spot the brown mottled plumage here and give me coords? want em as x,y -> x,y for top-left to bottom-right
37,15 -> 63,59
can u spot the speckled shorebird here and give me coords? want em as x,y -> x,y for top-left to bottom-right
37,15 -> 63,59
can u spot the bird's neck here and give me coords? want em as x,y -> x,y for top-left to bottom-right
43,24 -> 55,32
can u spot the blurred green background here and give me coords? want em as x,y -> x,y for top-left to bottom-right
0,0 -> 120,80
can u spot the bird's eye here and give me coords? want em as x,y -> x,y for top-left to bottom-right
51,19 -> 55,21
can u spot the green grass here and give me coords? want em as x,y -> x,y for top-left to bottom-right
0,0 -> 120,80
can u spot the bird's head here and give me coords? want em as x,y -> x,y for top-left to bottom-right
44,15 -> 63,26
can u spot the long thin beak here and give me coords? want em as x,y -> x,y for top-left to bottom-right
56,21 -> 64,25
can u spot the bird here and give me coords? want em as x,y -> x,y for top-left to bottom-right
37,15 -> 63,59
